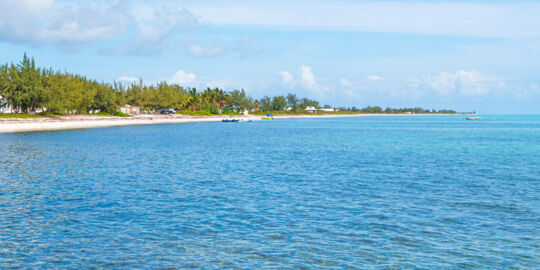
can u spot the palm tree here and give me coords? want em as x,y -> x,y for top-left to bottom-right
187,87 -> 200,111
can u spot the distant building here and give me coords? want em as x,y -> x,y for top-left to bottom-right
0,95 -> 14,113
305,106 -> 317,113
119,105 -> 140,115
319,108 -> 336,113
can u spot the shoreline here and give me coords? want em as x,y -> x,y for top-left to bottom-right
0,113 -> 468,133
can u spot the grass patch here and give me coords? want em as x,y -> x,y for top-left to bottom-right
221,111 -> 242,116
95,111 -> 132,117
38,112 -> 65,117
0,113 -> 44,119
176,110 -> 213,116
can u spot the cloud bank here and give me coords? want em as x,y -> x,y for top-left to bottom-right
424,70 -> 502,96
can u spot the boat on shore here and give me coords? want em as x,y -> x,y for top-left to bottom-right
466,117 -> 480,120
222,119 -> 252,123
262,113 -> 274,120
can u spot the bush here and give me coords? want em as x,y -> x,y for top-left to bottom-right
113,111 -> 131,117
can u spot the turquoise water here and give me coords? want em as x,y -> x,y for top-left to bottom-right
0,115 -> 538,268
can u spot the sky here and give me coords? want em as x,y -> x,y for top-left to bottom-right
1,0 -> 539,113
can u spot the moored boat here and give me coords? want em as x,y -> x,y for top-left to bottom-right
222,119 -> 239,122
466,117 -> 480,120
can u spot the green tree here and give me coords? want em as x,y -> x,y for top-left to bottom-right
271,96 -> 287,111
260,96 -> 272,111
286,93 -> 299,112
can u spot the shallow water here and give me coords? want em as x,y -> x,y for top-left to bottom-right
0,115 -> 539,268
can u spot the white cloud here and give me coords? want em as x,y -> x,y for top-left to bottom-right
169,70 -> 196,85
299,65 -> 317,89
0,1 -> 200,52
279,65 -> 324,90
132,7 -> 198,40
118,76 -> 138,82
340,78 -> 351,87
278,71 -> 294,84
424,70 -> 501,96
367,75 -> 383,81
112,6 -> 201,55
278,66 -> 331,100
0,0 -> 129,49
187,44 -> 225,57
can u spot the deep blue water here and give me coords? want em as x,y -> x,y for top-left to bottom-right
0,115 -> 539,269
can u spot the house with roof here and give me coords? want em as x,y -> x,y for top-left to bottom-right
305,106 -> 318,113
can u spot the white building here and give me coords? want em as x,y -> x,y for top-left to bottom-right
119,105 -> 140,115
305,106 -> 317,113
0,95 -> 14,113
319,108 -> 337,113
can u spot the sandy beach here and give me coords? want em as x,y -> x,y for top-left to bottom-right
0,113 -> 355,133
0,113 -> 461,133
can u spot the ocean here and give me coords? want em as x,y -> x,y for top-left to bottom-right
0,115 -> 538,268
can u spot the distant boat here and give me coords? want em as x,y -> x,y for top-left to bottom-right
466,117 -> 480,120
262,113 -> 274,120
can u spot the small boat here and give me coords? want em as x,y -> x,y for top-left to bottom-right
261,117 -> 273,120
238,119 -> 252,122
262,113 -> 274,120
466,117 -> 480,120
222,119 -> 239,122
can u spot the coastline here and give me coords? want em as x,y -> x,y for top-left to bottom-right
0,113 -> 464,133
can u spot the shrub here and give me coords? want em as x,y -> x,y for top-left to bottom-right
113,111 -> 131,117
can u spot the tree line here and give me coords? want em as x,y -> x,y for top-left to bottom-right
0,54 -> 260,114
335,106 -> 458,114
0,55 -> 319,115
0,55 -> 460,115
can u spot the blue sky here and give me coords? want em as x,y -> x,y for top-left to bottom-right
1,0 -> 540,113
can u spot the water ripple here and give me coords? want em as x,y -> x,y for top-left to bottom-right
0,115 -> 539,268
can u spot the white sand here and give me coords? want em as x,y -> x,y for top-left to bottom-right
0,114 -> 258,133
0,113 -> 455,133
